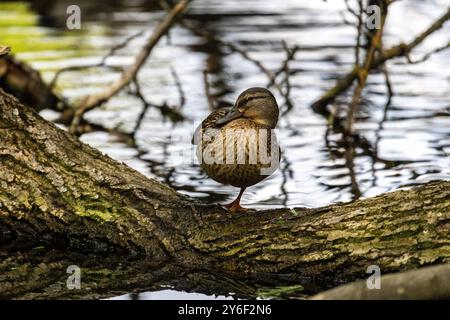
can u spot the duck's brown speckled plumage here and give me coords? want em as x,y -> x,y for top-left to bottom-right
198,115 -> 278,187
193,87 -> 280,211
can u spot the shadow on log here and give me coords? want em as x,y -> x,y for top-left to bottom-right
0,88 -> 450,299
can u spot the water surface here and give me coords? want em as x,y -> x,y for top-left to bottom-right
2,0 -> 449,299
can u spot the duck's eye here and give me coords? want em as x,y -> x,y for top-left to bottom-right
237,97 -> 248,109
237,95 -> 265,109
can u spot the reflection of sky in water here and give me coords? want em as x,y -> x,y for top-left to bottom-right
4,0 -> 450,299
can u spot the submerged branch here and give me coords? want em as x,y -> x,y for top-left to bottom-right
160,0 -> 288,99
69,0 -> 191,134
344,1 -> 388,134
170,66 -> 186,109
311,6 -> 450,116
407,41 -> 450,64
49,31 -> 145,90
203,69 -> 215,110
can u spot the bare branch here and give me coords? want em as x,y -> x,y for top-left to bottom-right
69,0 -> 191,134
381,61 -> 393,97
170,66 -> 186,108
267,42 -> 298,88
345,3 -> 387,134
407,41 -> 450,64
354,0 -> 364,67
279,41 -> 298,115
132,78 -> 152,137
203,69 -> 215,110
407,10 -> 450,51
340,11 -> 354,26
311,6 -> 450,116
160,0 -> 286,98
344,0 -> 360,19
49,31 -> 144,89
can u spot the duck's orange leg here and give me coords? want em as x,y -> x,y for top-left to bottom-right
223,188 -> 248,213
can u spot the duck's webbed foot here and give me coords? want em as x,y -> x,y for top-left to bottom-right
222,187 -> 253,213
223,201 -> 249,213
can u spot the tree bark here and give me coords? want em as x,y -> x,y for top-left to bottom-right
0,88 -> 449,299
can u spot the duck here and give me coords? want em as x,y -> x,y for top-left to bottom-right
193,87 -> 280,212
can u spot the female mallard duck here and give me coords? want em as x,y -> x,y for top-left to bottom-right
193,87 -> 280,212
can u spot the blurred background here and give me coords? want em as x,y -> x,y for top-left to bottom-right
1,0 -> 449,212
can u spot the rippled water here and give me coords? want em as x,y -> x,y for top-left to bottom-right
2,0 -> 450,299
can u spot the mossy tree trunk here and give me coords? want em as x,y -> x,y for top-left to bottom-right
0,89 -> 449,299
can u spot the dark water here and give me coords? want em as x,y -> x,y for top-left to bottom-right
2,0 -> 449,299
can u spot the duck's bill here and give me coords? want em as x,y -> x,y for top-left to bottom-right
215,108 -> 242,125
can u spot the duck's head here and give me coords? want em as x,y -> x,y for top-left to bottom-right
215,87 -> 279,128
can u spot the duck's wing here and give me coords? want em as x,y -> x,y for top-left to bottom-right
191,108 -> 230,145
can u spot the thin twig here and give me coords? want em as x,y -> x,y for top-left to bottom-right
69,0 -> 191,134
340,11 -> 354,26
407,41 -> 450,64
160,0 -> 286,97
344,142 -> 362,199
279,41 -> 297,115
132,78 -> 152,137
354,0 -> 364,67
203,69 -> 215,110
279,154 -> 293,206
311,6 -> 450,117
49,31 -> 144,89
267,42 -> 299,88
344,0 -> 360,18
381,61 -> 393,97
345,4 -> 387,134
371,93 -> 392,187
131,75 -> 185,139
170,66 -> 186,108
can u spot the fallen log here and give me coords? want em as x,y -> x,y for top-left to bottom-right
1,88 -> 449,299
310,263 -> 450,300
